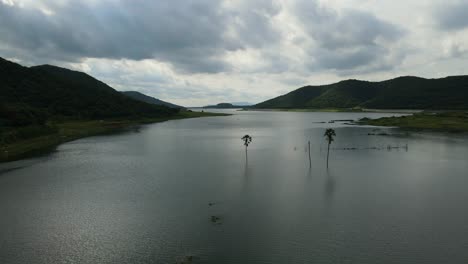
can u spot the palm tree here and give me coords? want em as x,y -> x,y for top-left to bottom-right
241,135 -> 252,162
324,128 -> 336,168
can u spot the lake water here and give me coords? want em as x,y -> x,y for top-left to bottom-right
1,110 -> 468,264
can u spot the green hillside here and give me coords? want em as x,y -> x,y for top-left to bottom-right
0,57 -> 226,162
255,76 -> 468,110
0,57 -> 178,127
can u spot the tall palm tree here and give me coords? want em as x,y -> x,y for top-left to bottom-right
324,128 -> 336,168
241,135 -> 252,162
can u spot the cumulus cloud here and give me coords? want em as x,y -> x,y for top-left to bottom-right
0,0 -> 407,75
0,0 -> 466,105
0,0 -> 281,73
292,0 -> 406,74
223,0 -> 282,48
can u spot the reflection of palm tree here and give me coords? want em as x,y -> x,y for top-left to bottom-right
243,161 -> 251,181
241,135 -> 252,162
324,129 -> 336,168
325,169 -> 336,203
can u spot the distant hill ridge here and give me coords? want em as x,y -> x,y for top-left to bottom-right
0,57 -> 178,126
203,103 -> 247,108
255,75 -> 468,110
121,91 -> 183,109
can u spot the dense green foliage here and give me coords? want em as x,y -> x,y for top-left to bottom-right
0,57 -> 178,127
255,76 -> 468,110
121,91 -> 183,109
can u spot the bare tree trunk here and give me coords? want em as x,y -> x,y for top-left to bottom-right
245,146 -> 248,163
326,142 -> 330,168
308,141 -> 311,168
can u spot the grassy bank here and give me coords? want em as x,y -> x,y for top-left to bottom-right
360,112 -> 468,132
0,111 -> 228,162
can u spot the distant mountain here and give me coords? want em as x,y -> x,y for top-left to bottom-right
203,103 -> 247,109
0,57 -> 178,126
255,76 -> 468,110
121,91 -> 184,109
231,102 -> 253,106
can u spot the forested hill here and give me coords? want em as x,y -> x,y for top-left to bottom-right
255,76 -> 468,110
0,57 -> 178,126
121,91 -> 184,109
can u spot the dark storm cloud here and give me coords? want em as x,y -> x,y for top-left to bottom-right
294,1 -> 405,73
434,1 -> 468,31
0,0 -> 412,77
0,0 -> 281,73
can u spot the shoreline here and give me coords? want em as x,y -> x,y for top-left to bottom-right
241,108 -> 423,113
0,111 -> 228,163
358,111 -> 468,133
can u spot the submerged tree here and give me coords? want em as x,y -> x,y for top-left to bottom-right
241,135 -> 252,162
324,128 -> 336,168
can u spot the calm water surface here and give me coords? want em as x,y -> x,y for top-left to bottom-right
1,110 -> 468,264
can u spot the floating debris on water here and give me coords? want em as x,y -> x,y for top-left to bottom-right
211,215 -> 222,224
176,255 -> 195,264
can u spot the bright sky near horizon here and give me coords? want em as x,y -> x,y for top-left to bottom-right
1,0 -> 467,106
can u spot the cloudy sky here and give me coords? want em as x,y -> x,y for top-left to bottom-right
1,0 -> 467,106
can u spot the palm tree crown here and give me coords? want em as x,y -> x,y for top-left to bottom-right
242,135 -> 252,147
324,128 -> 336,168
324,129 -> 336,144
